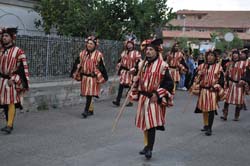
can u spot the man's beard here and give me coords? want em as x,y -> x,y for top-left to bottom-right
127,47 -> 133,51
3,41 -> 12,47
87,47 -> 95,52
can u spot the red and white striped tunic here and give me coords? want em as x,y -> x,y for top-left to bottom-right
117,50 -> 141,86
79,50 -> 105,97
225,61 -> 248,105
167,51 -> 185,82
131,58 -> 173,131
0,46 -> 29,105
195,63 -> 224,112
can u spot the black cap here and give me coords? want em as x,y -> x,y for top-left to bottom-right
147,38 -> 163,51
2,27 -> 18,39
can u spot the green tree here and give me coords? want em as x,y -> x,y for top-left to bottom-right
35,0 -> 174,40
210,29 -> 244,52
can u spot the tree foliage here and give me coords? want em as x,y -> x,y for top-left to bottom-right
210,29 -> 244,52
35,0 -> 174,40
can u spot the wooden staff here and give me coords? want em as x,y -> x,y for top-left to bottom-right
64,57 -> 83,103
108,76 -> 117,95
112,58 -> 146,133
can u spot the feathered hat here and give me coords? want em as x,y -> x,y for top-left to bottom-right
2,27 -> 18,40
85,35 -> 99,46
146,38 -> 163,52
240,48 -> 249,55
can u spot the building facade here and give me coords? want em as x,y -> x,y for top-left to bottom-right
163,10 -> 250,47
0,0 -> 43,35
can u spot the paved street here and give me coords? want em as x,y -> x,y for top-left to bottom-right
0,91 -> 250,166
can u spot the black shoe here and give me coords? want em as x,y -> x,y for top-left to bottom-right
1,126 -> 7,132
139,147 -> 146,155
81,111 -> 88,118
112,101 -> 120,106
220,116 -> 227,121
205,129 -> 212,136
201,126 -> 208,132
126,102 -> 133,107
233,118 -> 239,121
1,126 -> 13,132
88,111 -> 94,116
243,104 -> 247,111
2,126 -> 13,134
145,150 -> 152,159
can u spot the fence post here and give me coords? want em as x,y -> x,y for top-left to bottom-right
46,34 -> 50,79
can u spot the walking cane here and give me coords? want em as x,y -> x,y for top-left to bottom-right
112,58 -> 146,133
64,57 -> 83,103
108,76 -> 117,95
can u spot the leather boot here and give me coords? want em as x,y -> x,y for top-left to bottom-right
233,107 -> 241,121
243,103 -> 247,111
81,110 -> 88,118
126,102 -> 133,107
205,111 -> 214,136
2,126 -> 13,134
220,108 -> 228,121
139,147 -> 147,155
112,100 -> 120,106
205,128 -> 212,136
145,149 -> 152,159
201,125 -> 208,132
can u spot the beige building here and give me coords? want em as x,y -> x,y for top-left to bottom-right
163,10 -> 250,47
0,0 -> 42,35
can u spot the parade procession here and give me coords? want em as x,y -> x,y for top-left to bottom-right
0,1 -> 250,165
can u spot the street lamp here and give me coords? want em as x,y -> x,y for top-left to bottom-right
182,14 -> 186,34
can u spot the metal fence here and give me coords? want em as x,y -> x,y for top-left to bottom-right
15,35 -> 124,80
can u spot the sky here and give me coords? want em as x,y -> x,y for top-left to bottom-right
168,0 -> 250,11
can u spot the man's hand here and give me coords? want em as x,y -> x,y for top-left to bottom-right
7,79 -> 14,86
239,80 -> 246,86
150,93 -> 158,102
133,76 -> 139,82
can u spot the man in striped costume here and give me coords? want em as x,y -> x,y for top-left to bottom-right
191,50 -> 224,136
112,38 -> 141,106
130,38 -> 174,159
166,42 -> 188,93
0,28 -> 29,134
221,50 -> 249,121
239,48 -> 249,110
73,36 -> 108,118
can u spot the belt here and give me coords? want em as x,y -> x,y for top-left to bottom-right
229,78 -> 239,83
139,91 -> 153,98
169,66 -> 177,69
80,73 -> 96,77
0,73 -> 10,79
200,86 -> 212,90
120,66 -> 130,71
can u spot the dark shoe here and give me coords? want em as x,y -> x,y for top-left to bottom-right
112,101 -> 120,106
126,102 -> 133,107
1,126 -> 7,132
201,126 -> 208,132
233,118 -> 239,121
87,111 -> 94,116
233,109 -> 240,121
243,104 -> 247,111
145,150 -> 152,159
81,111 -> 88,118
205,129 -> 212,136
220,116 -> 227,121
2,126 -> 13,134
139,147 -> 146,155
1,126 -> 13,132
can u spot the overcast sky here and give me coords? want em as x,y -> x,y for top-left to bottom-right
168,0 -> 250,11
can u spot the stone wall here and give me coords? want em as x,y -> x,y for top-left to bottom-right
23,77 -> 118,112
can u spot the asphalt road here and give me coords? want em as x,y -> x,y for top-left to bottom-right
0,91 -> 250,166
